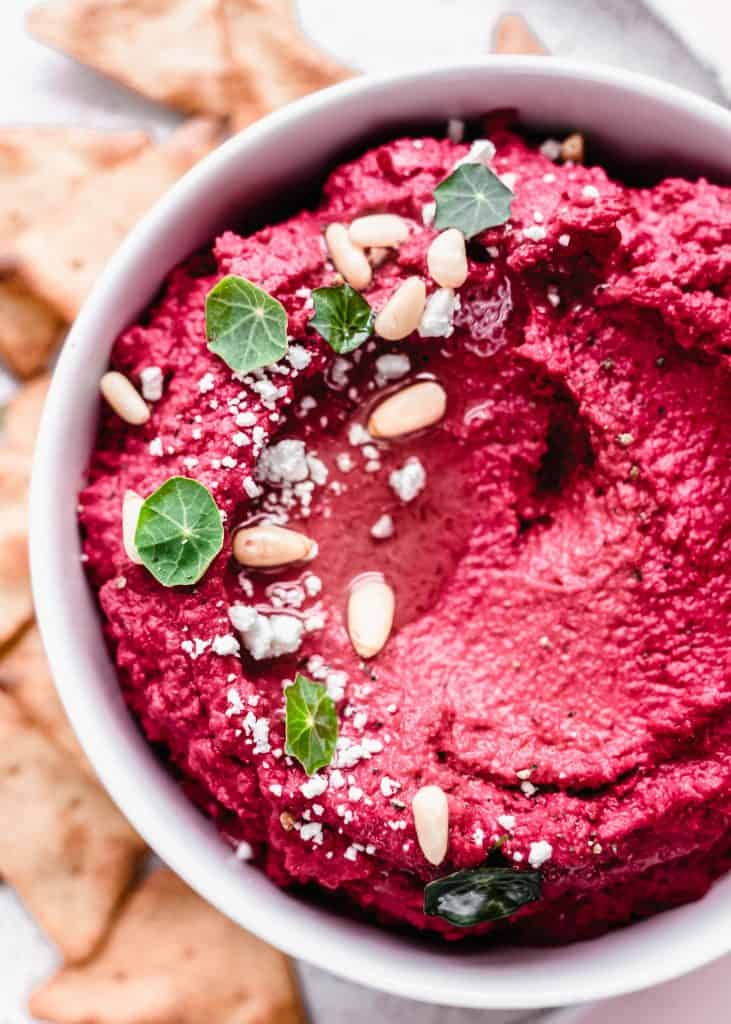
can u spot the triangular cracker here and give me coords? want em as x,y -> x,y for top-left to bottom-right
31,868 -> 306,1023
0,125 -> 148,376
14,117 -> 222,321
0,691 -> 146,963
0,623 -> 93,777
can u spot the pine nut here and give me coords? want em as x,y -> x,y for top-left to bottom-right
368,380 -> 447,439
325,223 -> 372,291
122,490 -> 144,565
349,214 -> 409,249
347,575 -> 394,659
100,371 -> 150,425
374,277 -> 426,341
412,785 -> 449,866
560,132 -> 584,164
427,229 -> 468,289
233,523 -> 314,568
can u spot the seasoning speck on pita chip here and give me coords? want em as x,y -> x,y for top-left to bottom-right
223,0 -> 354,132
14,117 -> 222,321
0,691 -> 146,963
3,373 -> 50,453
0,623 -> 93,777
30,868 -> 306,1024
27,0 -> 238,116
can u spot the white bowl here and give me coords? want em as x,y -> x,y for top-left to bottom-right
31,59 -> 731,1009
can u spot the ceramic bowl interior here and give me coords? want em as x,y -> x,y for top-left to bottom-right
31,59 -> 731,1009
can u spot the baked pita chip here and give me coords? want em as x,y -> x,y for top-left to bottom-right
0,451 -> 33,648
492,13 -> 547,55
0,126 -> 147,376
0,124 -> 149,247
30,868 -> 306,1024
0,277 -> 64,378
3,373 -> 51,452
0,623 -> 93,777
14,117 -> 222,321
0,691 -> 145,963
223,0 -> 354,132
27,0 -> 236,116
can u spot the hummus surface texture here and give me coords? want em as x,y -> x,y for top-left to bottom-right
81,125 -> 731,942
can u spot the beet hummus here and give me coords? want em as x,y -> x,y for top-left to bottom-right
80,120 -> 731,944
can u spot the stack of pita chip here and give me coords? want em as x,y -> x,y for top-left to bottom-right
0,1 -> 352,1019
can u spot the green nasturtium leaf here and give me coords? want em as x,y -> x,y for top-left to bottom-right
423,866 -> 541,927
284,673 -> 338,776
206,275 -> 288,373
433,163 -> 514,239
309,283 -> 374,354
134,477 -> 224,587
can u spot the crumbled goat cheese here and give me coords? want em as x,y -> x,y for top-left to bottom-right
140,366 -> 163,401
558,233 -> 571,247
148,437 -> 163,457
198,372 -> 215,393
523,225 -> 547,242
421,201 -> 436,226
375,353 -> 410,382
228,605 -> 304,660
380,776 -> 400,797
243,476 -> 262,499
211,634 -> 240,657
419,287 -> 459,338
497,814 -> 516,831
582,184 -> 600,199
301,775 -> 328,799
348,423 -> 370,446
300,822 -> 323,845
225,687 -> 245,716
389,457 -> 426,503
336,452 -> 354,473
256,439 -> 309,484
453,138 -> 496,169
528,840 -> 553,868
287,344 -> 311,371
370,514 -> 395,540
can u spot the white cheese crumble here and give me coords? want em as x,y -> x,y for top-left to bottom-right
287,344 -> 311,371
497,814 -> 516,832
453,138 -> 496,169
198,372 -> 215,393
348,423 -> 370,447
148,437 -> 163,457
528,840 -> 553,868
228,605 -> 304,661
243,476 -> 262,499
389,457 -> 426,503
336,452 -> 354,473
211,633 -> 240,657
300,822 -> 323,845
582,184 -> 600,199
375,353 -> 410,382
140,366 -> 163,401
300,774 -> 328,799
380,776 -> 400,797
370,514 -> 394,540
421,201 -> 436,226
558,233 -> 571,247
225,687 -> 245,717
419,287 -> 459,338
523,225 -> 547,242
256,439 -> 309,484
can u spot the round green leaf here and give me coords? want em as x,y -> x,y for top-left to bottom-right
134,477 -> 224,587
309,284 -> 374,354
424,865 -> 541,927
206,274 -> 288,373
433,163 -> 514,239
285,673 -> 338,776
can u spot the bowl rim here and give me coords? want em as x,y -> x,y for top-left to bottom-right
30,57 -> 731,1009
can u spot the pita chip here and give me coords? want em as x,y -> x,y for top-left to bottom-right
0,124 -> 149,246
492,13 -> 547,55
0,125 -> 147,376
27,0 -> 236,116
14,117 -> 222,321
0,623 -> 93,777
31,868 -> 306,1024
3,373 -> 50,452
0,277 -> 63,378
0,691 -> 146,962
0,451 -> 33,648
223,0 -> 354,132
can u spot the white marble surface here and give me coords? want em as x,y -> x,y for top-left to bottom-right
0,0 -> 723,1021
